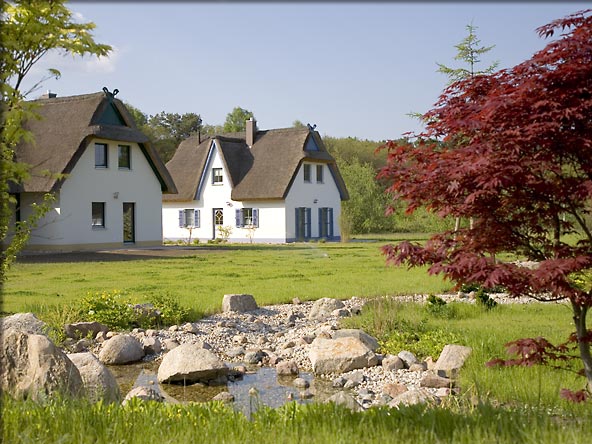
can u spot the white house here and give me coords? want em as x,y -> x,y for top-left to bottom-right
8,89 -> 177,251
162,119 -> 349,243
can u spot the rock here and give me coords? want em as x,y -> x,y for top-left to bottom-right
409,362 -> 427,372
293,377 -> 309,389
162,339 -> 179,351
309,337 -> 378,374
299,389 -> 314,399
325,391 -> 363,412
332,329 -> 380,352
388,388 -> 441,408
383,382 -> 408,398
65,322 -> 108,340
123,386 -> 164,405
157,343 -> 228,384
344,370 -> 365,386
99,334 -> 144,365
213,391 -> 235,403
382,354 -> 405,371
276,360 -> 299,376
420,372 -> 454,389
226,346 -> 245,358
182,323 -> 199,334
397,350 -> 419,367
332,308 -> 350,317
308,298 -> 345,320
141,336 -> 162,355
222,294 -> 258,313
292,297 -> 302,305
68,352 -> 121,403
244,349 -> 265,365
0,327 -> 84,400
434,344 -> 472,378
332,376 -> 346,388
0,312 -> 46,335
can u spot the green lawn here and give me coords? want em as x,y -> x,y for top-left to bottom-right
3,241 -> 449,316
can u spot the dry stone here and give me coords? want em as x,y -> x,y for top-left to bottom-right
309,337 -> 378,374
1,312 -> 46,335
332,329 -> 379,352
0,327 -> 84,400
64,321 -> 109,340
397,350 -> 419,367
420,372 -> 454,389
382,354 -> 405,371
276,359 -> 299,376
388,388 -> 441,408
99,334 -> 144,365
68,352 -> 121,403
123,386 -> 164,404
434,344 -> 472,378
157,343 -> 228,384
222,294 -> 258,313
325,391 -> 363,411
308,298 -> 345,320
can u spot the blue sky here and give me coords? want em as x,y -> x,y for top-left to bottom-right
25,1 -> 589,141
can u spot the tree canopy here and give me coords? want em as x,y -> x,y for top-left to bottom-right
1,0 -> 111,280
223,106 -> 254,133
379,9 -> 592,398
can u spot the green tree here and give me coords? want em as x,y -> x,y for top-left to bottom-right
292,120 -> 306,129
223,106 -> 254,132
437,23 -> 499,83
1,0 -> 111,280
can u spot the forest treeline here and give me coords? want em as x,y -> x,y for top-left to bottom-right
126,104 -> 450,236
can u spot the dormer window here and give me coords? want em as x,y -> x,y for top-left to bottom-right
94,143 -> 108,168
212,168 -> 223,185
303,164 -> 311,183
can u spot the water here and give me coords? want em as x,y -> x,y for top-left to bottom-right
109,361 -> 339,415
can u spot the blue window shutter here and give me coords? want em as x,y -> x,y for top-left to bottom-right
295,208 -> 300,240
235,209 -> 241,227
178,210 -> 185,227
329,208 -> 334,238
306,208 -> 311,239
318,208 -> 322,238
253,209 -> 259,227
194,210 -> 200,228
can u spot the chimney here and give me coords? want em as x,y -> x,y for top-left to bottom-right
40,90 -> 57,99
246,117 -> 257,147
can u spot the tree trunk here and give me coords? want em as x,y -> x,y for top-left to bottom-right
572,302 -> 592,393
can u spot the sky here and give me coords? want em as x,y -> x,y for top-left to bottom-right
24,1 -> 590,141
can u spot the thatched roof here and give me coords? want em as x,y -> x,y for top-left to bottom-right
14,91 -> 177,194
163,126 -> 348,202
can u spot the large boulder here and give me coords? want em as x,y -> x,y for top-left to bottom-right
325,391 -> 363,412
68,352 -> 121,403
434,344 -> 472,378
309,337 -> 378,374
98,334 -> 144,365
332,329 -> 380,352
157,343 -> 228,384
388,388 -> 441,408
0,327 -> 84,400
222,294 -> 258,313
0,312 -> 46,335
308,298 -> 345,320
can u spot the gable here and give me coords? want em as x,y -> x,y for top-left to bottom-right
96,102 -> 127,126
305,136 -> 319,152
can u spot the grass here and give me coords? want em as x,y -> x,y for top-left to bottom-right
342,297 -> 585,410
2,395 -> 591,444
2,241 -> 449,318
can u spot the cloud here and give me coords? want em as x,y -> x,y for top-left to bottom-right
83,45 -> 121,74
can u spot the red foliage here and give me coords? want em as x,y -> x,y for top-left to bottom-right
378,9 -> 592,306
380,10 -> 592,399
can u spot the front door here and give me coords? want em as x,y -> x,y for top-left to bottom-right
123,202 -> 135,243
213,208 -> 223,239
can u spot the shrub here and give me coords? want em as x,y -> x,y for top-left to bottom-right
80,290 -> 136,330
149,293 -> 192,327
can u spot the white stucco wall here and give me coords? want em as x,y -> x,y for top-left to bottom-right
284,162 -> 342,241
18,138 -> 163,250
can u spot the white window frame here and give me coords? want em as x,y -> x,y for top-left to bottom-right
316,164 -> 324,183
94,143 -> 108,168
212,168 -> 223,185
179,209 -> 200,228
303,164 -> 311,183
118,144 -> 131,170
92,202 -> 106,228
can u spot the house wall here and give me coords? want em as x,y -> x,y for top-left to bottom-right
284,161 -> 342,242
17,138 -> 163,250
162,143 -> 289,243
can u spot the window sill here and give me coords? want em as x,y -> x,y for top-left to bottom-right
92,226 -> 106,230
118,167 -> 131,171
94,166 -> 108,169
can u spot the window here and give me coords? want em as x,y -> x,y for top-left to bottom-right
303,164 -> 311,183
94,143 -> 108,168
319,207 -> 334,239
118,145 -> 131,169
212,168 -> 223,185
178,209 -> 200,228
235,208 -> 259,227
92,202 -> 105,228
295,207 -> 311,240
316,165 -> 324,183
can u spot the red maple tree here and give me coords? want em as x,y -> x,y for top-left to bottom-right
378,10 -> 592,399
